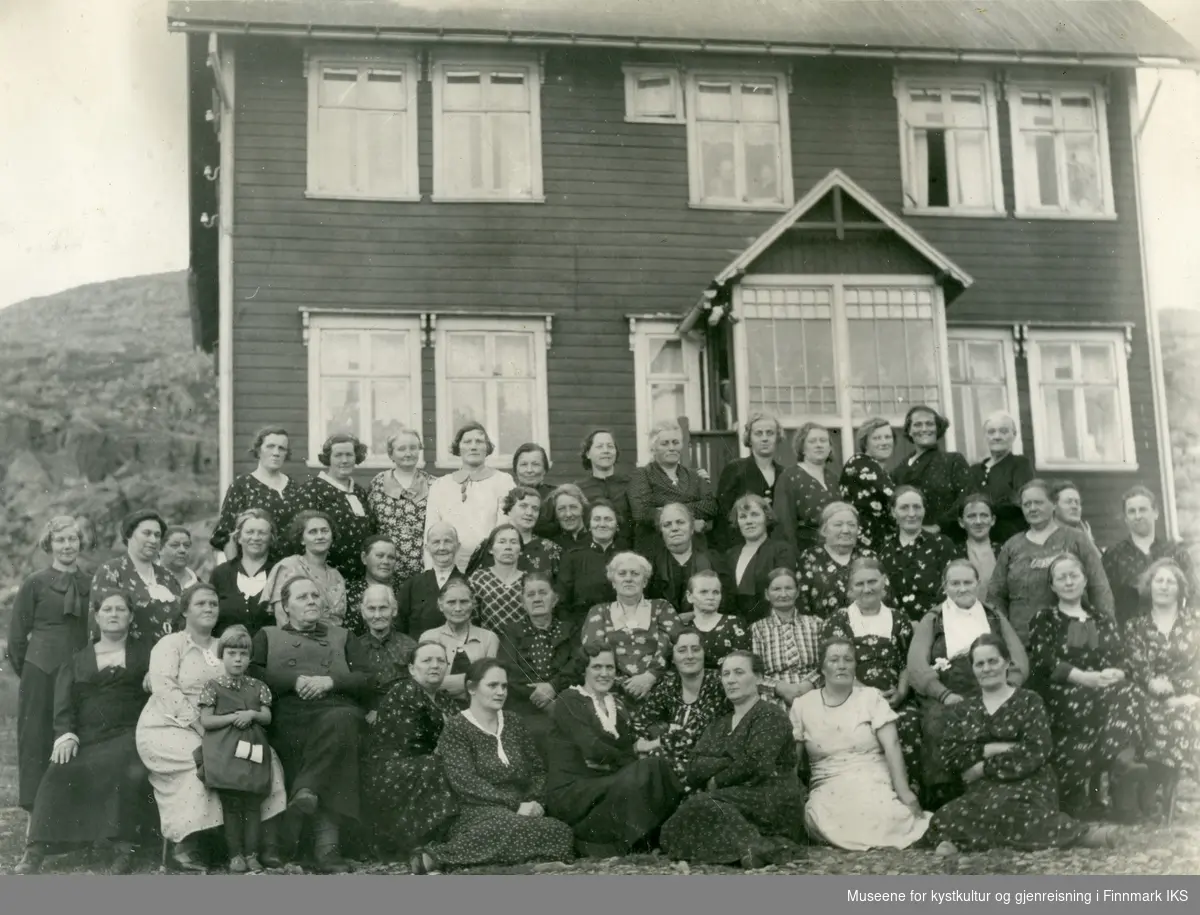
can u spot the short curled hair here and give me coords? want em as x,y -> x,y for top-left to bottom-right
855,417 -> 893,455
450,422 -> 495,458
585,498 -> 621,529
818,635 -> 857,667
288,510 -> 332,552
522,570 -> 556,594
580,428 -> 620,471
502,485 -> 543,515
648,418 -> 683,446
606,551 -> 652,585
39,515 -> 81,553
792,422 -> 831,461
968,632 -> 1011,664
671,627 -> 704,649
1137,558 -> 1191,606
902,405 -> 950,443
385,427 -> 423,456
1121,485 -> 1159,514
181,582 -> 219,614
730,493 -> 775,531
248,425 -> 291,460
720,650 -> 765,677
121,509 -> 168,544
318,433 -> 368,467
583,638 -> 619,662
216,624 -> 253,658
164,525 -> 192,544
656,501 -> 695,530
742,412 -> 783,448
512,442 -> 550,476
464,657 -> 506,691
232,508 -> 276,549
549,483 -> 588,513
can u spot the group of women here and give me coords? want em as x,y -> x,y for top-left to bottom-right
6,407 -> 1198,873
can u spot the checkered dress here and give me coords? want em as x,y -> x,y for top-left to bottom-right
469,567 -> 527,633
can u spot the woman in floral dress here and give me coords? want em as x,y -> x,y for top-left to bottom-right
263,511 -> 347,627
344,535 -> 403,637
686,570 -> 750,669
796,502 -> 873,618
773,422 -> 838,553
91,509 -> 183,645
892,405 -> 970,536
877,486 -> 958,621
210,426 -> 294,564
367,428 -> 433,586
288,433 -> 376,580
469,525 -> 528,634
838,417 -> 897,551
468,486 -> 563,580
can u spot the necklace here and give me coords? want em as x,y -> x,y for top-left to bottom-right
820,687 -> 852,708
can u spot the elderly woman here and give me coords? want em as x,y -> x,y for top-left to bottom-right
250,576 -> 374,872
344,534 -> 403,636
162,526 -> 201,591
751,567 -> 824,707
415,659 -> 575,872
687,570 -> 751,668
263,510 -> 347,627
957,494 -> 1006,598
9,516 -> 92,814
966,412 -> 1032,545
14,593 -> 153,875
362,640 -> 460,858
469,525 -> 528,634
877,486 -> 958,621
774,422 -> 838,553
497,573 -> 581,755
660,651 -> 808,868
582,551 -> 683,706
555,499 -> 620,631
1104,486 -> 1198,628
548,484 -> 590,551
545,642 -> 685,856
347,582 -> 419,713
631,628 -> 731,782
575,429 -> 632,543
932,634 -> 1119,854
647,502 -> 722,617
795,502 -> 873,619
137,583 -> 287,872
1099,485 -> 1195,629
721,493 -> 797,623
908,558 -> 1028,808
1051,480 -> 1095,544
469,486 -> 562,578
367,427 -> 434,584
892,405 -> 970,535
1125,559 -> 1200,818
838,417 -> 897,551
627,419 -> 718,555
1027,553 -> 1145,821
419,578 -> 500,703
211,508 -> 276,637
988,479 -> 1113,643
289,433 -> 376,579
715,412 -> 785,550
92,509 -> 182,644
210,426 -> 294,563
791,636 -> 930,849
425,422 -> 515,573
399,523 -> 466,637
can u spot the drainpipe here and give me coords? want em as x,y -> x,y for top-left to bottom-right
211,33 -> 236,501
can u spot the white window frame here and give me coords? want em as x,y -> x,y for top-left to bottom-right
1025,328 -> 1137,471
630,319 -> 704,466
623,65 -> 685,123
433,316 -> 550,469
430,54 -> 545,203
895,76 -> 1005,217
730,275 -> 954,456
946,327 -> 1023,463
684,69 -> 794,211
304,52 -> 420,201
1006,81 -> 1117,220
305,313 -> 424,469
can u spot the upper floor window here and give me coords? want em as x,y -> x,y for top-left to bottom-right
685,72 -> 793,209
624,66 -> 684,123
431,56 -> 544,202
896,78 -> 1004,215
1007,83 -> 1115,219
305,55 -> 420,201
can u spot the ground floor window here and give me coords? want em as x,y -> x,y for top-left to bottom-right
630,318 -> 704,465
947,328 -> 1021,464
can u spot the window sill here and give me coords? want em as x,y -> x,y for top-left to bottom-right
1033,461 -> 1139,473
430,195 -> 547,204
902,207 -> 1007,219
625,115 -> 684,125
1013,210 -> 1118,222
688,201 -> 792,213
305,459 -> 426,472
304,191 -> 422,203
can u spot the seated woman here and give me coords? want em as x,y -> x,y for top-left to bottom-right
344,535 -> 403,637
1125,558 -> 1200,818
660,651 -> 808,868
721,494 -> 797,623
877,487 -> 958,621
957,494 -> 1006,598
250,576 -> 375,873
469,525 -> 528,634
632,629 -> 731,782
162,526 -> 201,591
796,502 -> 873,618
1027,553 -> 1146,821
211,508 -> 276,637
582,551 -> 682,707
554,499 -> 620,632
399,524 -> 466,638
750,567 -> 824,708
137,583 -> 287,872
415,659 -> 575,873
497,573 -> 582,755
362,641 -> 461,859
647,502 -> 721,617
15,593 -> 153,875
931,634 -> 1119,854
467,486 -> 562,579
791,636 -> 930,850
263,511 -> 347,628
821,557 -> 921,781
686,570 -> 750,669
419,578 -> 500,704
545,642 -> 685,856
347,583 -> 419,715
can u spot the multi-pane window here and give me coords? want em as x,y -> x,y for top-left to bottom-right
631,321 -> 702,465
845,287 -> 941,419
742,287 -> 836,418
686,73 -> 793,208
947,331 -> 1021,464
624,66 -> 684,123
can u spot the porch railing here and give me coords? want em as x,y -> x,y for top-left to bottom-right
680,419 -> 740,481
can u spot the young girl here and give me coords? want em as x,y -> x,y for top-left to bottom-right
685,570 -> 750,669
198,625 -> 274,873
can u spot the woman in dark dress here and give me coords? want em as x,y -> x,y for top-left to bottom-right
1027,553 -> 1146,821
211,508 -> 276,637
512,442 -> 559,539
210,426 -> 294,564
467,486 -> 562,580
344,535 -> 403,637
8,516 -> 92,814
796,502 -> 872,619
932,634 -> 1119,854
774,422 -> 837,553
877,486 -> 958,621
548,484 -> 591,551
91,509 -> 183,645
545,643 -> 685,856
893,405 -> 970,536
715,412 -> 785,550
574,429 -> 632,546
838,417 -> 897,551
660,650 -> 808,867
721,494 -> 797,623
627,420 -> 718,555
14,593 -> 153,875
554,500 -> 619,631
965,412 -> 1032,545
362,641 -> 460,858
687,570 -> 751,668
347,583 -> 419,713
288,433 -> 376,580
647,502 -> 722,617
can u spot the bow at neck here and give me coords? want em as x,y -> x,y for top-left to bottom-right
47,568 -> 85,618
283,621 -> 330,644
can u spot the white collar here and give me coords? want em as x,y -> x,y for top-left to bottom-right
571,686 -> 620,738
462,709 -> 509,765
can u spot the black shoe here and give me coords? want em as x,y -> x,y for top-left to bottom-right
258,845 -> 285,869
289,789 -> 318,817
14,846 -> 46,875
313,851 -> 352,874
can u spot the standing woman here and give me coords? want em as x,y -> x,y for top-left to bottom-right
876,487 -> 958,622
8,516 -> 92,813
263,511 -> 347,628
987,480 -> 1113,644
627,420 -> 718,555
91,509 -> 182,645
966,412 -> 1032,545
554,499 -> 621,632
210,426 -> 293,564
344,534 -> 402,636
795,502 -> 872,619
958,494 -> 1006,598
548,484 -> 590,551
774,422 -> 837,553
574,429 -> 632,543
647,502 -> 721,617
290,433 -> 376,580
893,405 -> 970,536
425,422 -> 515,573
1051,481 -> 1095,544
715,412 -> 784,550
751,568 -> 825,707
162,527 -> 201,591
469,525 -> 528,634
210,508 -> 276,637
839,417 -> 897,551
512,442 -> 559,539
367,428 -> 434,585
722,494 -> 798,624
